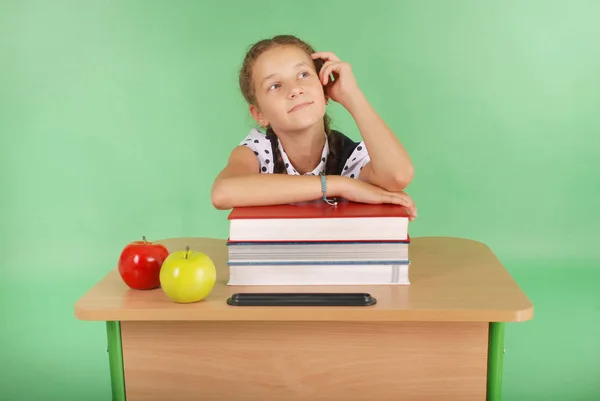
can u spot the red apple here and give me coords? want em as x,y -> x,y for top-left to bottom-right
118,236 -> 169,290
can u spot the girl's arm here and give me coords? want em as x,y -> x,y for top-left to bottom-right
346,90 -> 414,191
210,146 -> 418,219
312,51 -> 414,192
210,146 -> 346,210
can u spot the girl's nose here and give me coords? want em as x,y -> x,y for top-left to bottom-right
288,85 -> 304,98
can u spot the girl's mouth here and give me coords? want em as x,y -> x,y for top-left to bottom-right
288,101 -> 313,113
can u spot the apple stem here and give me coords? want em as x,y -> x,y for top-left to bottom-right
185,245 -> 189,259
142,236 -> 147,243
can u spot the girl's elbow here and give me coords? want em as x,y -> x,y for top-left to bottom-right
211,195 -> 232,210
210,193 -> 228,210
402,165 -> 415,187
211,198 -> 231,211
387,179 -> 410,192
210,182 -> 233,210
389,165 -> 414,192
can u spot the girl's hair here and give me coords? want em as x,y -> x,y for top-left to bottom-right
238,34 -> 342,175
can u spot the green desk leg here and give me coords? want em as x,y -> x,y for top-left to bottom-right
487,322 -> 505,401
106,321 -> 126,401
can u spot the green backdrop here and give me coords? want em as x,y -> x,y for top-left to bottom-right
1,1 -> 599,400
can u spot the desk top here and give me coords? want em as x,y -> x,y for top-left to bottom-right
74,236 -> 533,322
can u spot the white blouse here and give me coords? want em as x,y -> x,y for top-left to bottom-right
239,128 -> 370,179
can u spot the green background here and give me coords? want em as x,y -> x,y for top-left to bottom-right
1,1 -> 599,400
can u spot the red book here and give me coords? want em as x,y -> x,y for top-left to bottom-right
227,199 -> 410,242
228,199 -> 412,220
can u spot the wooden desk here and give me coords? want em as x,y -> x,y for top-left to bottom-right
74,236 -> 533,401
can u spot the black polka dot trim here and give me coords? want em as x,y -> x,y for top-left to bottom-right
238,130 -> 369,180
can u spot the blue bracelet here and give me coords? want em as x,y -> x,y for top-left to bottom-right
320,174 -> 338,206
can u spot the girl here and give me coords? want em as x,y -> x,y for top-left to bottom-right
211,35 -> 417,221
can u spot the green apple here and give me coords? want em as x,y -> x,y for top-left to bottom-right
159,246 -> 217,303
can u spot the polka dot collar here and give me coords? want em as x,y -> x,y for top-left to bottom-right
276,133 -> 329,176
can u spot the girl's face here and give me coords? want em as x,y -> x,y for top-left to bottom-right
249,45 -> 327,133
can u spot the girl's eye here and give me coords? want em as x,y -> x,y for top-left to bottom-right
299,71 -> 309,79
268,83 -> 280,91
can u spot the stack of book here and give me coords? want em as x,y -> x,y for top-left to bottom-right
225,199 -> 411,286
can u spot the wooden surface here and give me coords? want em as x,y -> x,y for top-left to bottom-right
74,236 -> 533,322
121,320 -> 489,401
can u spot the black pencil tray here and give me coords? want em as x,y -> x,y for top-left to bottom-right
226,292 -> 377,306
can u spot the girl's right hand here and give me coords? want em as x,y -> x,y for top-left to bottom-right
341,178 -> 417,221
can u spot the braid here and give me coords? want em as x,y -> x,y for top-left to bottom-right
265,128 -> 286,174
323,114 -> 342,175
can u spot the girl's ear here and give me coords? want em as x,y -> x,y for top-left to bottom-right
249,104 -> 266,126
249,104 -> 270,129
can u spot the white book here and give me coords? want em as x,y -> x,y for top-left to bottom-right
227,263 -> 410,286
227,240 -> 409,263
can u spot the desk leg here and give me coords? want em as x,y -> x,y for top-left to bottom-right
106,321 -> 126,401
487,322 -> 505,401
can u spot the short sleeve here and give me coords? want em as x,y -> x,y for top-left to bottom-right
239,128 -> 274,174
340,141 -> 370,179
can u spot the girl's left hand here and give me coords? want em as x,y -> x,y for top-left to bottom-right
311,51 -> 362,108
